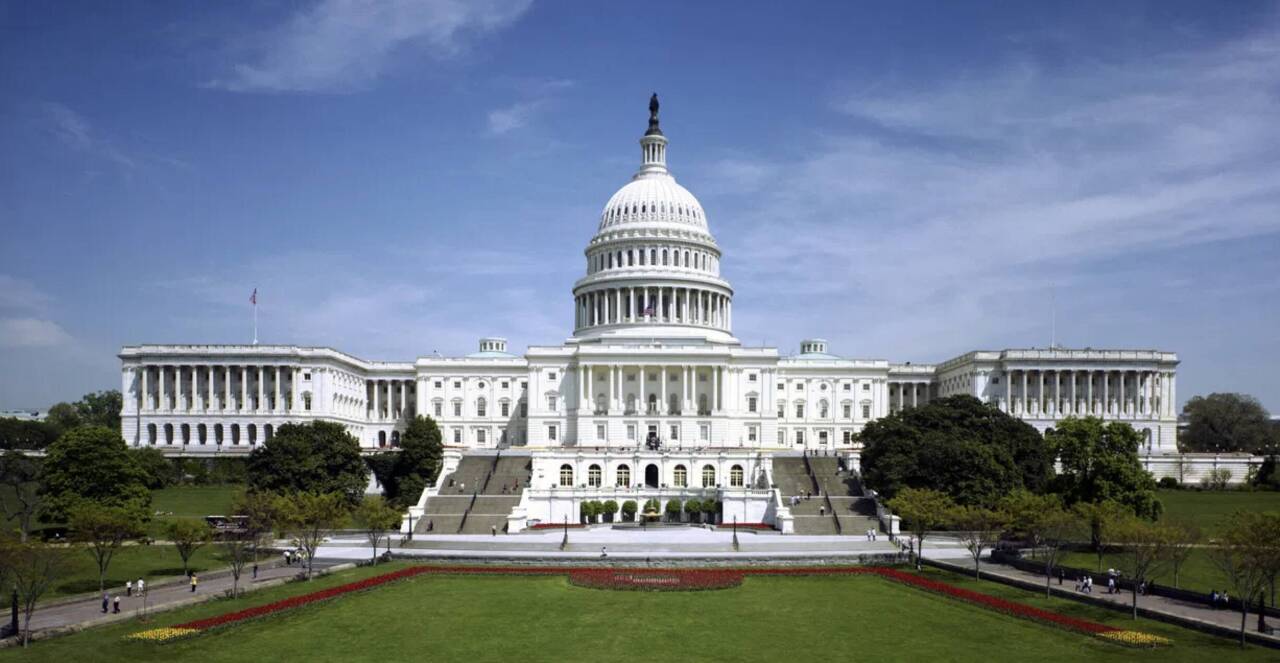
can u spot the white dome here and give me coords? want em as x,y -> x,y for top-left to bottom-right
598,174 -> 710,235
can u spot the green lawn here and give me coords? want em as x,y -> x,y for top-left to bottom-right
6,564 -> 1274,662
46,544 -> 233,601
148,484 -> 243,538
1155,489 -> 1280,537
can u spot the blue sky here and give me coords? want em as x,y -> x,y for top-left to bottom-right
1,1 -> 1278,411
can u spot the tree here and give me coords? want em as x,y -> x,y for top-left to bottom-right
5,541 -> 73,647
43,402 -> 81,433
40,425 -> 151,522
166,518 -> 212,575
1073,500 -> 1131,570
581,500 -> 600,524
275,492 -> 350,580
665,499 -> 682,523
1000,490 -> 1082,598
232,491 -> 277,565
888,487 -> 956,570
130,447 -> 176,489
219,535 -> 253,599
701,499 -> 719,525
1181,393 -> 1276,454
621,500 -> 638,522
0,451 -> 44,542
601,500 -> 619,523
0,417 -> 59,451
859,396 -> 1053,506
1164,519 -> 1201,589
73,390 -> 123,431
381,416 -> 445,507
247,422 -> 368,505
1112,518 -> 1174,619
683,499 -> 702,524
1208,511 -> 1280,648
355,496 -> 402,564
69,504 -> 145,591
1050,417 -> 1161,548
950,505 -> 1006,579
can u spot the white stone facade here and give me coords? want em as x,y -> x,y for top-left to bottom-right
116,99 -> 1183,484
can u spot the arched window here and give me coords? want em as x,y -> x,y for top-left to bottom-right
673,464 -> 688,487
649,249 -> 656,264
730,465 -> 744,487
668,393 -> 679,415
198,423 -> 207,444
684,250 -> 690,266
231,424 -> 240,445
181,423 -> 190,444
264,424 -> 273,441
628,250 -> 634,266
476,397 -> 486,417
248,424 -> 257,445
699,394 -> 709,415
662,249 -> 669,265
214,423 -> 223,444
616,464 -> 630,487
147,423 -> 157,445
164,424 -> 173,445
379,431 -> 387,448
702,465 -> 716,487
648,393 -> 658,414
559,464 -> 574,487
588,464 -> 602,487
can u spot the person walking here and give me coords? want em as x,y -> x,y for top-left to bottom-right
113,595 -> 121,614
126,580 -> 133,597
252,563 -> 259,579
137,578 -> 145,596
101,592 -> 109,613
190,574 -> 198,593
600,546 -> 608,559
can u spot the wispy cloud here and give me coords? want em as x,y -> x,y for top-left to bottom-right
209,0 -> 533,93
715,22 -> 1280,361
39,102 -> 136,169
486,78 -> 573,135
0,318 -> 74,349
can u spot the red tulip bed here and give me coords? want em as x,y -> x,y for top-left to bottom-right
722,522 -> 775,530
125,564 -> 1168,648
528,522 -> 586,530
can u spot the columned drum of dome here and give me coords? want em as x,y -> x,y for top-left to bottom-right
571,95 -> 736,346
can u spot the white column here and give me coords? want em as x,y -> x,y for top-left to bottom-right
1004,371 -> 1011,413
1037,371 -> 1044,416
159,365 -> 168,411
1070,371 -> 1077,415
1102,371 -> 1109,416
639,365 -> 646,413
257,367 -> 265,412
660,365 -> 667,414
141,367 -> 150,411
224,366 -> 231,410
912,383 -> 918,408
712,366 -> 720,413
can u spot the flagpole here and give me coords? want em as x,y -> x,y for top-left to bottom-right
252,292 -> 258,346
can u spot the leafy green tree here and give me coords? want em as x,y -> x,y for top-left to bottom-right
130,447 -> 175,489
6,541 -> 73,647
41,426 -> 151,522
888,487 -> 956,569
683,498 -> 702,524
665,499 -> 683,522
601,499 -> 619,523
621,500 -> 638,522
43,403 -> 81,434
1208,511 -> 1280,648
247,422 -> 368,504
1164,519 -> 1201,589
580,500 -> 599,524
166,518 -> 212,575
0,418 -> 59,451
73,390 -> 123,431
381,416 -> 444,507
0,451 -> 44,542
274,492 -> 350,580
701,499 -> 719,524
69,503 -> 146,591
1073,500 -> 1131,569
232,491 -> 277,564
355,496 -> 402,563
1181,393 -> 1276,454
998,492 -> 1082,598
950,505 -> 1006,578
1112,517 -> 1174,619
1050,417 -> 1161,548
860,395 -> 1053,505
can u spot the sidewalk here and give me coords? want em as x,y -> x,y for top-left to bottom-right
922,544 -> 1280,647
15,557 -> 348,640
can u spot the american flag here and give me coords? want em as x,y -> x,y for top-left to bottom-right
643,302 -> 655,316
250,288 -> 257,305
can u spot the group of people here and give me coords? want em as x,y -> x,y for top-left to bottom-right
789,490 -> 817,506
1209,589 -> 1232,608
864,528 -> 879,541
283,549 -> 306,566
1074,574 -> 1095,593
100,577 -> 149,615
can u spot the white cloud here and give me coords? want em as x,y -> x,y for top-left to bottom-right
39,102 -> 136,169
0,318 -> 74,348
210,0 -> 533,93
0,275 -> 55,312
487,99 -> 544,135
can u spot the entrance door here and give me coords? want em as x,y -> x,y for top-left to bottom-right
645,464 -> 659,488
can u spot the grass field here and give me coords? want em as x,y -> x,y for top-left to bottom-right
5,563 -> 1275,662
46,545 -> 233,601
148,484 -> 243,538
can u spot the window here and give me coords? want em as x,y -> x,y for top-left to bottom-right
674,465 -> 687,487
501,381 -> 509,389
843,383 -> 851,391
843,430 -> 852,444
627,424 -> 636,440
818,431 -> 829,445
730,465 -> 744,487
748,426 -> 758,442
434,381 -> 442,388
777,430 -> 785,445
547,395 -> 557,410
862,383 -> 870,391
702,465 -> 716,487
588,464 -> 602,487
748,396 -> 758,413
777,383 -> 784,391
777,401 -> 785,418
670,424 -> 679,440
616,464 -> 631,486
795,430 -> 805,445
596,424 -> 606,440
548,371 -> 557,381
700,424 -> 709,441
453,429 -> 461,444
454,381 -> 461,389
749,373 -> 757,382
559,464 -> 573,487
433,401 -> 443,417
819,401 -> 829,418
476,398 -> 487,417
843,404 -> 852,418
303,372 -> 311,381
521,381 -> 527,390
500,402 -> 510,417
453,401 -> 462,417
477,429 -> 486,444
303,393 -> 312,411
862,404 -> 871,418
548,425 -> 558,441
795,403 -> 805,418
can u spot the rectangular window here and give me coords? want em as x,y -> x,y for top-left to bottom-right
501,402 -> 510,417
548,425 -> 558,441
548,395 -> 557,410
862,383 -> 870,391
596,424 -> 606,440
477,429 -> 486,444
434,381 -> 442,389
748,426 -> 758,442
501,381 -> 509,389
548,372 -> 557,381
795,430 -> 805,445
453,402 -> 462,417
748,373 -> 757,382
303,372 -> 311,381
842,430 -> 852,444
627,373 -> 636,382
748,396 -> 758,413
520,381 -> 527,390
777,404 -> 785,418
843,404 -> 851,418
843,383 -> 851,391
433,402 -> 442,417
777,430 -> 785,445
818,431 -> 828,445
862,404 -> 871,418
453,429 -> 461,444
627,424 -> 636,440
454,381 -> 461,389
700,424 -> 709,441
777,383 -> 784,391
670,425 -> 679,440
795,404 -> 804,418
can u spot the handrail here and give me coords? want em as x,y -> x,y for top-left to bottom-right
479,451 -> 500,495
824,492 -> 841,534
456,492 -> 478,533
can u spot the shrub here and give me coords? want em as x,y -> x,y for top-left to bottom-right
601,500 -> 618,523
1157,476 -> 1179,489
1200,468 -> 1232,491
621,500 -> 638,522
683,499 -> 702,524
664,499 -> 682,522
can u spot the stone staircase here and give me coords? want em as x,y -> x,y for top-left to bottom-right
417,452 -> 532,535
775,455 -> 879,536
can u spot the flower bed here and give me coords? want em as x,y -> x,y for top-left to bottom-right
568,568 -> 743,591
126,564 -> 1169,648
529,523 -> 586,530
721,522 -> 775,531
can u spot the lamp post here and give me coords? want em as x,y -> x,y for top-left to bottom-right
732,516 -> 739,552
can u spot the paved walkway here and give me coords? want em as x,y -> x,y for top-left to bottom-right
921,538 -> 1280,647
21,557 -> 347,637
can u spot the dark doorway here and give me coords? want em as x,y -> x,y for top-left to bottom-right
644,464 -> 659,488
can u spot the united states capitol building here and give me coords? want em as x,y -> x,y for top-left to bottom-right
119,97 -> 1199,532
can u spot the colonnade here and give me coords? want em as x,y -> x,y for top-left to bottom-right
575,286 -> 730,330
1002,369 -> 1174,419
137,364 -> 301,414
577,364 -> 725,416
367,379 -> 414,421
888,382 -> 932,412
